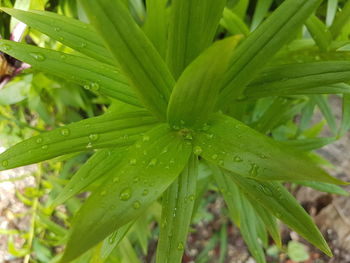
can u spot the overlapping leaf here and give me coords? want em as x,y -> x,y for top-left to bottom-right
61,124 -> 192,262
0,40 -> 140,106
0,111 -> 157,170
81,0 -> 175,120
167,0 -> 226,78
156,155 -> 198,263
193,113 -> 344,184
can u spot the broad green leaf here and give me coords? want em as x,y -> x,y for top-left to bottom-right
280,137 -> 336,151
251,0 -> 273,31
226,170 -> 332,256
61,124 -> 192,262
0,8 -> 114,65
167,0 -> 226,79
52,148 -> 127,206
156,154 -> 198,263
167,36 -> 241,130
339,94 -> 350,136
0,40 -> 141,107
81,0 -> 175,120
218,0 -> 322,106
193,113 -> 344,184
305,15 -> 332,51
330,0 -> 350,38
0,111 -> 157,171
143,0 -> 168,58
220,8 -> 250,36
244,62 -> 350,99
296,181 -> 349,196
312,95 -> 337,135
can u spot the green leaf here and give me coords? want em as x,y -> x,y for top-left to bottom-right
52,148 -> 127,206
312,95 -> 337,135
167,0 -> 226,79
143,0 -> 168,58
81,0 -> 175,120
167,36 -> 241,130
218,0 -> 323,106
61,124 -> 192,262
330,0 -> 350,38
0,75 -> 31,105
0,111 -> 157,171
296,181 -> 349,196
305,15 -> 332,51
287,241 -> 310,262
244,61 -> 350,99
339,94 -> 350,136
156,154 -> 198,263
226,170 -> 332,256
0,40 -> 141,107
193,113 -> 344,184
0,8 -> 114,65
220,8 -> 250,36
326,0 -> 338,26
280,137 -> 336,151
250,0 -> 273,31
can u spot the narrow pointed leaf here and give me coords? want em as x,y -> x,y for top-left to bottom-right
218,0 -> 322,106
244,61 -> 350,99
52,148 -> 127,206
305,15 -> 332,51
326,0 -> 338,26
220,8 -> 250,36
0,8 -> 114,65
329,0 -> 350,38
251,0 -> 273,31
226,171 -> 332,256
339,94 -> 350,136
167,0 -> 226,78
143,0 -> 168,58
0,111 -> 157,171
0,40 -> 140,107
156,155 -> 198,263
280,137 -> 336,151
167,37 -> 241,130
61,124 -> 192,262
312,95 -> 337,135
81,0 -> 175,120
194,113 -> 344,184
296,181 -> 349,196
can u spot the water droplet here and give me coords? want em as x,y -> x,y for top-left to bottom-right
142,135 -> 150,142
41,145 -> 48,150
29,52 -> 46,61
54,27 -> 61,32
189,194 -> 195,201
89,134 -> 99,141
100,190 -> 107,196
262,186 -> 273,196
113,177 -> 120,183
193,146 -> 203,155
90,82 -> 100,91
61,128 -> 70,136
2,160 -> 9,168
249,164 -> 259,177
218,159 -> 225,166
83,84 -> 90,90
119,188 -> 131,201
133,177 -> 139,183
129,159 -> 137,165
60,54 -> 67,60
148,158 -> 157,167
133,201 -> 141,209
233,156 -> 243,162
80,42 -> 87,48
108,231 -> 118,244
86,142 -> 93,149
172,125 -> 180,130
185,133 -> 193,140
259,153 -> 268,159
170,158 -> 175,165
177,242 -> 184,251
211,154 -> 218,160
202,123 -> 210,131
206,133 -> 214,139
142,189 -> 149,196
1,44 -> 11,51
36,137 -> 43,144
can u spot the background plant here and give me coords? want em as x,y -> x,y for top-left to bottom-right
0,0 -> 350,262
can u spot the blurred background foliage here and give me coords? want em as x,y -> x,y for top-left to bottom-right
0,0 -> 349,262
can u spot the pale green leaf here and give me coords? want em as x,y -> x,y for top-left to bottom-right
0,111 -> 157,171
312,95 -> 337,135
305,15 -> 332,51
194,113 -> 344,184
81,0 -> 175,120
156,155 -> 198,263
330,0 -> 350,38
220,8 -> 250,36
251,0 -> 273,31
61,124 -> 192,262
167,0 -> 226,79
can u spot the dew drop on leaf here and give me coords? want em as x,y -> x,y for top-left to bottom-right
61,128 -> 70,136
90,82 -> 100,92
54,27 -> 61,32
2,160 -> 9,168
1,44 -> 11,51
233,156 -> 243,162
119,188 -> 132,201
86,142 -> 93,149
218,159 -> 225,166
108,231 -> 118,244
193,146 -> 203,155
113,177 -> 120,183
189,194 -> 195,201
129,159 -> 137,165
177,242 -> 184,251
89,134 -> 99,141
148,158 -> 157,167
29,52 -> 46,61
133,177 -> 139,183
142,189 -> 149,196
41,145 -> 48,150
142,135 -> 150,142
132,201 -> 141,209
80,42 -> 87,48
211,154 -> 218,160
36,137 -> 43,144
249,163 -> 259,177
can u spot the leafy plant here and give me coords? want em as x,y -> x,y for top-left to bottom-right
1,0 -> 350,262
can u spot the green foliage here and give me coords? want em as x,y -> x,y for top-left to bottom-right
0,0 -> 350,262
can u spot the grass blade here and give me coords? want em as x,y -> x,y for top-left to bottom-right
61,124 -> 192,262
0,111 -> 157,171
81,0 -> 175,120
220,8 -> 250,36
167,0 -> 226,79
250,0 -> 273,31
339,94 -> 350,136
329,0 -> 350,38
305,15 -> 332,51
